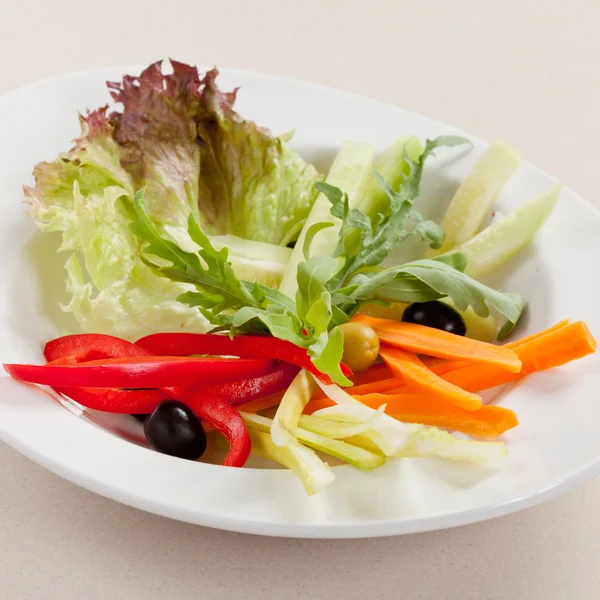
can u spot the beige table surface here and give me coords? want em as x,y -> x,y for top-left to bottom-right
1,0 -> 599,598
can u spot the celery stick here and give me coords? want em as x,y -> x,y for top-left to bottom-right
244,413 -> 385,471
270,369 -> 317,447
246,428 -> 335,495
278,142 -> 375,298
431,139 -> 522,255
452,184 -> 561,279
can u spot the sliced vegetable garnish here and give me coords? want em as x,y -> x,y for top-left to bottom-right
451,184 -> 561,278
185,388 -> 251,468
435,439 -> 508,467
278,141 -> 375,298
344,393 -> 518,439
312,403 -> 507,465
246,428 -> 335,495
198,362 -> 299,407
270,370 -> 317,447
297,405 -> 386,439
355,315 -> 522,372
439,320 -> 597,392
136,332 -> 349,384
379,346 -> 483,411
55,387 -> 166,414
4,356 -> 274,389
44,333 -> 152,363
243,412 -> 385,471
431,139 -> 522,254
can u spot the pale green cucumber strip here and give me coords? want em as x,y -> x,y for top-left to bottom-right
278,142 -> 375,298
356,136 -> 424,219
451,183 -> 561,278
432,139 -> 522,255
244,413 -> 385,471
163,227 -> 292,288
247,428 -> 335,495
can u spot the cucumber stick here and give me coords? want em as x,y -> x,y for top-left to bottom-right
432,139 -> 522,255
357,135 -> 423,218
278,142 -> 375,297
452,183 -> 561,279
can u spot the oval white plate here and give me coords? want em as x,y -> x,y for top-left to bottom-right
0,66 -> 599,538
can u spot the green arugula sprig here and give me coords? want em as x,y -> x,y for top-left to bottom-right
130,135 -> 524,385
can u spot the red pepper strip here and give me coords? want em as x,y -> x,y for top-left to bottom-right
53,362 -> 296,415
44,333 -> 152,363
4,356 -> 275,389
54,386 -> 167,413
185,361 -> 299,408
136,333 -> 352,383
184,388 -> 250,467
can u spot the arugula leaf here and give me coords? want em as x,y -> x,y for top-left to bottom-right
302,222 -> 335,260
318,136 -> 468,290
348,256 -> 525,338
131,189 -> 352,381
309,327 -> 351,386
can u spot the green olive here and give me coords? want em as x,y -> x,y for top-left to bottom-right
338,322 -> 380,373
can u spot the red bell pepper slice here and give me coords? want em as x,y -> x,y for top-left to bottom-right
44,333 -> 152,363
54,386 -> 167,413
184,388 -> 250,467
136,333 -> 351,383
53,362 -> 298,415
185,361 -> 299,408
4,356 -> 275,389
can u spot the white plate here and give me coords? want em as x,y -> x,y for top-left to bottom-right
0,66 -> 598,538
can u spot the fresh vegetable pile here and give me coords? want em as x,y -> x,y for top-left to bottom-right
7,60 -> 596,495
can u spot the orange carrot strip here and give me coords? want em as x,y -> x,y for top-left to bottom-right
359,393 -> 518,439
505,319 -> 570,349
430,319 -> 573,375
350,377 -> 405,396
302,391 -> 517,438
349,364 -> 392,386
379,346 -> 482,410
310,364 -> 393,401
354,315 -> 522,372
303,320 -> 595,415
438,321 -> 596,392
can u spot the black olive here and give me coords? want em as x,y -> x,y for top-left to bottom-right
144,400 -> 207,460
132,413 -> 150,422
402,301 -> 467,336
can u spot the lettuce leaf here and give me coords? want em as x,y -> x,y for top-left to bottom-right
24,60 -> 320,339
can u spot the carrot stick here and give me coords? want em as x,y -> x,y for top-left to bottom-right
505,319 -> 570,349
305,391 -> 518,438
379,346 -> 483,410
302,320 -> 595,415
430,319 -> 572,375
438,321 -> 596,392
354,393 -> 518,439
349,364 -> 392,386
353,315 -> 522,372
309,364 -> 394,402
